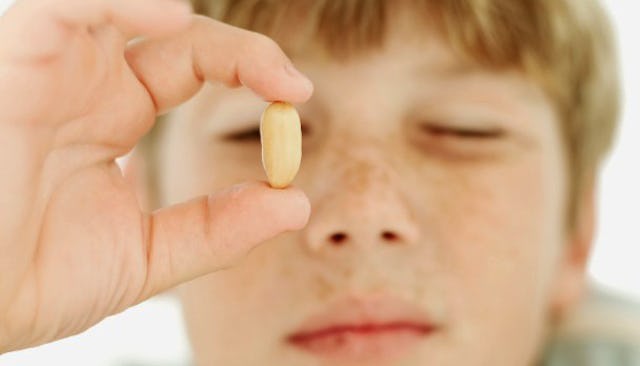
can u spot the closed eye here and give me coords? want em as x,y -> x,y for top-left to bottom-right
422,124 -> 505,139
223,127 -> 261,142
222,123 -> 311,143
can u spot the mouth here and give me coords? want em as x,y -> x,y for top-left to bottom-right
285,296 -> 439,362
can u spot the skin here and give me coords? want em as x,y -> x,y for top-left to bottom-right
150,11 -> 596,366
0,0 -> 594,364
0,0 -> 312,352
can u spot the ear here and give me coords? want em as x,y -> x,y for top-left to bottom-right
549,177 -> 597,320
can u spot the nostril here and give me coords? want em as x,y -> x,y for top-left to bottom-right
328,232 -> 348,246
381,230 -> 400,243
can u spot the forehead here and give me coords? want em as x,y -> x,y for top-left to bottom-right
277,3 -> 542,99
183,2 -> 553,138
275,1 -> 444,62
203,0 -> 585,125
289,26 -> 548,121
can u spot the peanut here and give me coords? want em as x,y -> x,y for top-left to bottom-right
260,102 -> 302,189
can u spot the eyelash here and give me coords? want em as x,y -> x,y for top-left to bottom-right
421,124 -> 505,139
223,124 -> 310,142
224,128 -> 261,142
223,124 -> 502,143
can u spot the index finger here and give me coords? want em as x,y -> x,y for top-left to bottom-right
125,16 -> 314,114
0,0 -> 193,61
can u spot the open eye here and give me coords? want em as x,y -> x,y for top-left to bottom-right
422,124 -> 505,139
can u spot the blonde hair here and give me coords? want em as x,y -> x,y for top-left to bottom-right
145,0 -> 620,225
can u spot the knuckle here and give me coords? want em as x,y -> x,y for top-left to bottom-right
243,31 -> 281,56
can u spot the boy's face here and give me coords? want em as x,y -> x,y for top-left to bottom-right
153,16 -> 587,366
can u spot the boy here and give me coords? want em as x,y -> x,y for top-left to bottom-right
0,0 -> 636,365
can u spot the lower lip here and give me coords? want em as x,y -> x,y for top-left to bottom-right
287,322 -> 435,362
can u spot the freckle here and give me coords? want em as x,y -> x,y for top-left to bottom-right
339,263 -> 355,280
355,165 -> 371,192
313,274 -> 335,301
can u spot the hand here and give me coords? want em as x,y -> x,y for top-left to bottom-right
0,0 -> 312,352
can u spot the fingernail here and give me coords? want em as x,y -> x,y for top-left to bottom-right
285,63 -> 314,94
287,188 -> 312,230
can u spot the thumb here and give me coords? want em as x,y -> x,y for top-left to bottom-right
137,181 -> 310,300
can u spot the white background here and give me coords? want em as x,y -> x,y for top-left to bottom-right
0,0 -> 638,365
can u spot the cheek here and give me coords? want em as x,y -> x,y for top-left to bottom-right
180,242 -> 305,329
437,159 -> 562,269
416,151 -> 567,361
178,266 -> 279,363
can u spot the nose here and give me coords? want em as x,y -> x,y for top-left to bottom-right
304,155 -> 420,252
325,228 -> 407,247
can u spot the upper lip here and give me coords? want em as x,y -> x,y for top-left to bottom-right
285,294 -> 438,344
